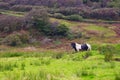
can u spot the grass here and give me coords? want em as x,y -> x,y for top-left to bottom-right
0,56 -> 120,80
0,44 -> 120,80
83,24 -> 116,37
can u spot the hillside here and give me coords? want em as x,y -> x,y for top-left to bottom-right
0,9 -> 120,48
0,0 -> 120,80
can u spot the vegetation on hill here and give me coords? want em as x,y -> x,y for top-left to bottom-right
0,0 -> 120,20
0,0 -> 119,80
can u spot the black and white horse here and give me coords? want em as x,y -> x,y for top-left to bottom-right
71,42 -> 91,52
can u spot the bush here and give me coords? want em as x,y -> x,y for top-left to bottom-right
0,15 -> 24,33
53,13 -> 65,19
18,30 -> 30,43
108,0 -> 120,8
55,24 -> 69,36
90,8 -> 120,20
66,14 -> 83,21
99,45 -> 116,62
25,9 -> 49,29
2,31 -> 30,46
41,23 -> 69,37
10,5 -> 32,12
2,33 -> 22,46
0,2 -> 10,10
57,7 -> 84,16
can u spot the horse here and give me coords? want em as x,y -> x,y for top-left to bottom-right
71,42 -> 91,52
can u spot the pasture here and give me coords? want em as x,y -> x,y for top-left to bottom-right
0,44 -> 120,80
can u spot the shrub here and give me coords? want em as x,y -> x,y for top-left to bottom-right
10,5 -> 32,12
57,7 -> 83,16
18,30 -> 30,43
25,8 -> 49,29
53,13 -> 65,19
55,24 -> 69,36
0,2 -> 10,10
2,33 -> 22,46
108,0 -> 120,8
0,15 -> 24,33
2,31 -> 30,46
90,8 -> 120,20
99,45 -> 116,62
34,20 -> 69,37
66,14 -> 83,21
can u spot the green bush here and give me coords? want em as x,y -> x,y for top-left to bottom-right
36,20 -> 69,37
99,45 -> 116,62
18,31 -> 30,43
53,13 -> 65,19
55,24 -> 69,36
2,33 -> 22,46
66,14 -> 83,21
2,31 -> 30,46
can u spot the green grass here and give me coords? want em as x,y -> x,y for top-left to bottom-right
0,45 -> 120,80
0,55 -> 120,80
83,24 -> 116,37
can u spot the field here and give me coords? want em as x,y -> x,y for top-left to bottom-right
0,10 -> 120,80
0,44 -> 120,80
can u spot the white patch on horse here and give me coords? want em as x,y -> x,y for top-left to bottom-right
75,43 -> 82,51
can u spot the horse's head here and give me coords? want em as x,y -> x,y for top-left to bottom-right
70,42 -> 78,52
71,42 -> 75,47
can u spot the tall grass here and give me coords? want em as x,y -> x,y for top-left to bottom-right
0,44 -> 120,80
